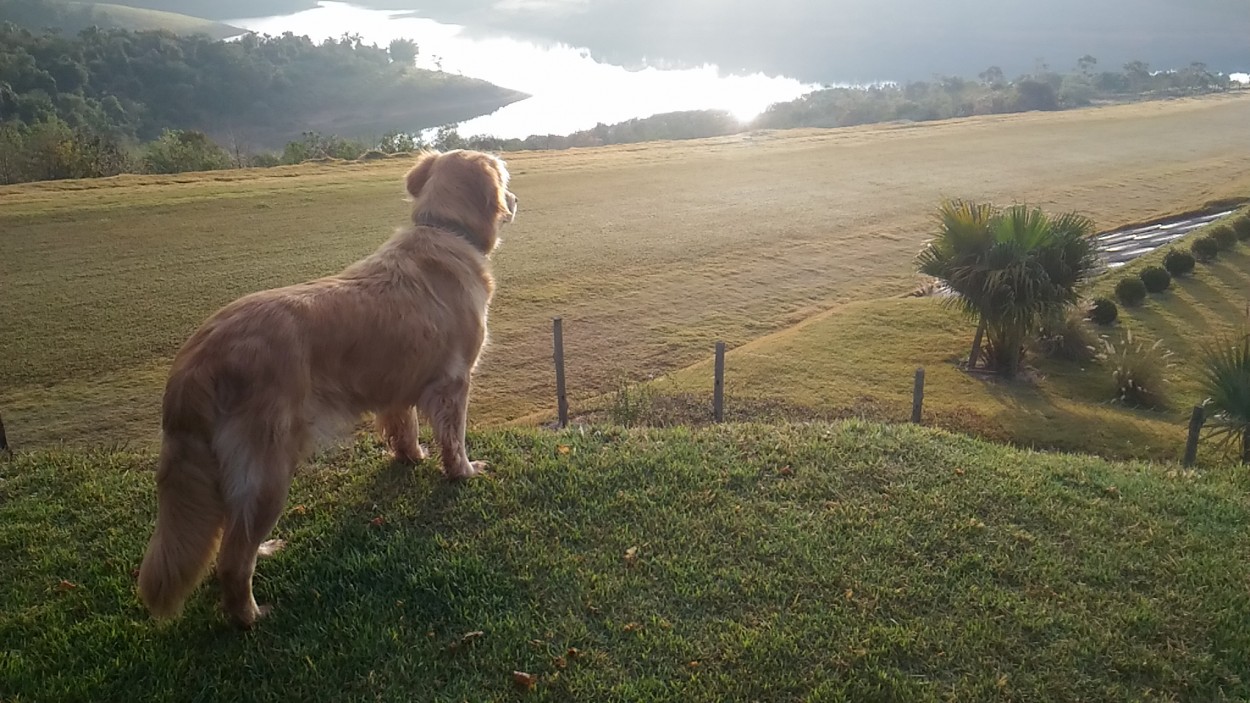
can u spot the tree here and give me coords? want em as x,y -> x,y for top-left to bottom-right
141,129 -> 230,173
387,38 -> 418,67
977,66 -> 1005,89
1199,332 -> 1250,463
1077,55 -> 1098,75
916,201 -> 1099,377
1014,79 -> 1059,111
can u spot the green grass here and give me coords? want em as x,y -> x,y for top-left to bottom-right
5,94 -> 1250,449
3,422 -> 1250,701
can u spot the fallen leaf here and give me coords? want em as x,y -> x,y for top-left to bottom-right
844,589 -> 854,601
557,445 -> 572,455
292,504 -> 308,515
369,516 -> 386,527
1105,486 -> 1120,497
623,622 -> 641,633
954,468 -> 966,476
512,671 -> 536,690
553,656 -> 567,669
997,673 -> 1009,689
56,579 -> 77,592
778,465 -> 794,477
448,630 -> 484,651
687,660 -> 701,669
624,546 -> 639,566
566,647 -> 581,659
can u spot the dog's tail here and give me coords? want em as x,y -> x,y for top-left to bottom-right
138,435 -> 223,620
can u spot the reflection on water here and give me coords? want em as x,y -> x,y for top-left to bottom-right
229,2 -> 821,139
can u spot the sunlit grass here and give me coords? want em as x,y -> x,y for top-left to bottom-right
3,94 -> 1250,448
4,423 -> 1250,701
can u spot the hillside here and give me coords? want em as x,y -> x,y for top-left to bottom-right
0,0 -> 241,38
3,94 -> 1250,450
3,423 -> 1249,701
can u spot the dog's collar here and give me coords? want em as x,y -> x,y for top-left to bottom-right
414,215 -> 479,246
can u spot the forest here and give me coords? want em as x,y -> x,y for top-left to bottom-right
0,15 -> 522,183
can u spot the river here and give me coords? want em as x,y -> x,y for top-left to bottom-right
228,1 -> 822,139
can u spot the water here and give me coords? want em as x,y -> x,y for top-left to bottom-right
228,2 -> 821,139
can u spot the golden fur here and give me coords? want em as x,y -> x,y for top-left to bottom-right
137,149 -> 518,628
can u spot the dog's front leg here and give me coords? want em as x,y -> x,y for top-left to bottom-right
421,376 -> 485,480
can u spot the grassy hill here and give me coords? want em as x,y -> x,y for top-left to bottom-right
0,0 -> 242,38
628,206 -> 1250,463
3,422 -> 1250,701
3,94 -> 1250,451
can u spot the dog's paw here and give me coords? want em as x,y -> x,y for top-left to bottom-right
257,539 -> 286,559
447,461 -> 488,481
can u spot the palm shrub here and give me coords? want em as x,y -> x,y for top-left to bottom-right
1139,265 -> 1171,293
1103,329 -> 1173,408
1115,276 -> 1147,306
1088,297 -> 1118,325
1192,235 -> 1219,262
1198,332 -> 1250,463
916,200 -> 1099,377
1162,249 -> 1195,277
1234,215 -> 1250,241
1211,224 -> 1237,251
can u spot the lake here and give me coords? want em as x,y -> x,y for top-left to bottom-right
228,1 -> 821,140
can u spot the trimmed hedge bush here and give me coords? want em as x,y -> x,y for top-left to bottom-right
1234,215 -> 1250,241
1192,235 -> 1220,262
1211,224 -> 1237,250
1162,249 -> 1195,276
1115,276 -> 1148,306
1139,265 -> 1171,293
1088,297 -> 1118,325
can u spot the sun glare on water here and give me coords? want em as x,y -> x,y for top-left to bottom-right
231,2 -> 820,138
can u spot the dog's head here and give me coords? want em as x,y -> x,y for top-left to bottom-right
404,149 -> 518,254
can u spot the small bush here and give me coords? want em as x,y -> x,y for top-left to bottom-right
1162,249 -> 1195,277
1115,276 -> 1147,306
1192,235 -> 1220,262
1088,297 -> 1118,325
1211,224 -> 1237,250
608,375 -> 657,427
1234,215 -> 1250,241
1103,329 -> 1173,409
1139,265 -> 1171,293
1037,306 -> 1100,362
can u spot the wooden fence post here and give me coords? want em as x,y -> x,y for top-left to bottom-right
911,368 -> 925,424
553,318 -> 569,428
0,410 -> 7,452
1183,404 -> 1205,468
713,341 -> 726,423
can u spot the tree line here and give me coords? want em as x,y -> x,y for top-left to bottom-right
0,14 -> 507,184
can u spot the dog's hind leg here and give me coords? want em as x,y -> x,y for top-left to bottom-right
213,437 -> 295,629
375,406 -> 428,463
420,376 -> 484,480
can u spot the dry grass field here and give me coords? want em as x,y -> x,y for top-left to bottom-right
4,94 -> 1250,448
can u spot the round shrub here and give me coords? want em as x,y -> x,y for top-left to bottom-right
1234,215 -> 1250,241
1115,276 -> 1147,306
1211,224 -> 1237,250
1192,235 -> 1220,262
1088,297 -> 1118,325
1162,249 -> 1195,276
1139,265 -> 1171,293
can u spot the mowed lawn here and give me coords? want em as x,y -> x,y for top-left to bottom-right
4,423 -> 1250,701
4,94 -> 1250,448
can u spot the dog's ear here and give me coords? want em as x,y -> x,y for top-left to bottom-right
405,151 -> 438,199
474,156 -> 510,220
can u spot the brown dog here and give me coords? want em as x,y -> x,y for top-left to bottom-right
137,149 -> 517,628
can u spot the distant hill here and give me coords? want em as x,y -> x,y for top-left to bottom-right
0,0 -> 242,38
